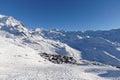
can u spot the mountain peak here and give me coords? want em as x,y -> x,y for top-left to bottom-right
0,15 -> 21,27
0,14 -> 7,18
0,14 -> 28,36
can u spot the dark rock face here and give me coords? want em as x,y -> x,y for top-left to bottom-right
40,53 -> 77,64
116,66 -> 120,69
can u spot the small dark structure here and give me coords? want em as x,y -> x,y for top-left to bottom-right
40,52 -> 77,64
116,66 -> 120,69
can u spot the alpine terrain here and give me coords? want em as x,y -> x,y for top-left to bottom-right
0,14 -> 120,80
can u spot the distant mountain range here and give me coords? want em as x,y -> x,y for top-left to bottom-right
1,14 -> 120,80
0,14 -> 120,66
32,28 -> 120,66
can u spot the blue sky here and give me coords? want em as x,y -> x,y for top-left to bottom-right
0,0 -> 120,31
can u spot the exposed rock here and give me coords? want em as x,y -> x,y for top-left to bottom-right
116,66 -> 120,69
40,53 -> 77,64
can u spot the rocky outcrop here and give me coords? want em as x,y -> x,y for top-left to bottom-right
40,53 -> 77,64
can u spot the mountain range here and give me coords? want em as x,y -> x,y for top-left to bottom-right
0,14 -> 120,80
33,26 -> 120,66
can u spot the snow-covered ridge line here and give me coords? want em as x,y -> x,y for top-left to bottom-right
0,14 -> 120,80
0,14 -> 29,36
0,14 -> 120,67
0,14 -> 81,60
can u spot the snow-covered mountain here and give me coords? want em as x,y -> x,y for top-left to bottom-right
0,14 -> 28,36
0,14 -> 120,80
85,29 -> 120,43
1,14 -> 119,66
32,28 -> 120,66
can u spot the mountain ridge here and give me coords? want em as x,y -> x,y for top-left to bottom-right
0,14 -> 120,66
0,14 -> 120,80
32,26 -> 120,66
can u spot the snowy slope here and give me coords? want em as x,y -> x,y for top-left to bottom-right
0,35 -> 120,80
1,14 -> 119,67
0,14 -> 120,80
0,14 -> 81,60
28,32 -> 81,60
33,28 -> 120,66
